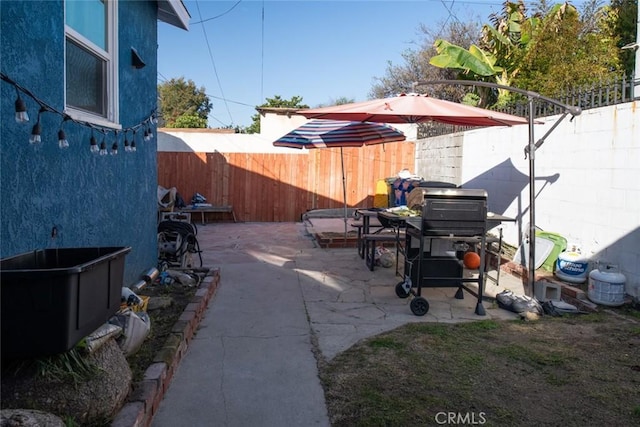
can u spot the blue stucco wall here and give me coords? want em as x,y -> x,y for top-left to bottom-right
1,1 -> 159,286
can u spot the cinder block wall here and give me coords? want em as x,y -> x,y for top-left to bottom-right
415,102 -> 640,297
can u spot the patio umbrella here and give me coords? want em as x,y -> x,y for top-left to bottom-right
273,119 -> 406,243
299,93 -> 530,126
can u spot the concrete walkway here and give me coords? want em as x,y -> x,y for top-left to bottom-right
152,222 -> 522,426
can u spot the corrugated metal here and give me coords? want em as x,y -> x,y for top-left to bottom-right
158,143 -> 415,222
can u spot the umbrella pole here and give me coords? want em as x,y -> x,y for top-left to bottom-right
527,97 -> 536,297
340,147 -> 347,246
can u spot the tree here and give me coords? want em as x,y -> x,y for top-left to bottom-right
370,19 -> 482,103
513,2 -> 622,96
429,1 -> 541,106
173,114 -> 208,128
428,1 -> 623,106
158,77 -> 212,128
245,95 -> 309,134
607,0 -> 638,79
315,96 -> 356,108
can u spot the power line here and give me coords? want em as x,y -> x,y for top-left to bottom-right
206,93 -> 255,108
261,0 -> 265,103
440,0 -> 464,27
195,0 -> 234,125
191,0 -> 243,24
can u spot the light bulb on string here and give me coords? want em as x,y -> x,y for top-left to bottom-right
29,107 -> 45,144
57,129 -> 69,148
99,132 -> 108,156
130,130 -> 137,152
14,89 -> 29,123
89,130 -> 99,154
124,131 -> 131,153
110,131 -> 118,155
57,115 -> 70,149
145,119 -> 155,141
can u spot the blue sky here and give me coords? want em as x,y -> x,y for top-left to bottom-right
156,0 -> 512,128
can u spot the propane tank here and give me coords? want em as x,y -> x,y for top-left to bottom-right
555,251 -> 589,283
588,262 -> 626,306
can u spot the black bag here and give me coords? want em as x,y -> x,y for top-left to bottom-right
542,300 -> 581,316
175,192 -> 186,209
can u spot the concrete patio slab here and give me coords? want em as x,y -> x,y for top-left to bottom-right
151,221 -> 524,427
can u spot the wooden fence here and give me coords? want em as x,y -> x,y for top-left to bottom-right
158,143 -> 415,222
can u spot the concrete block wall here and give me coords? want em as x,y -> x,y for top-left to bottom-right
414,102 -> 640,297
414,132 -> 464,185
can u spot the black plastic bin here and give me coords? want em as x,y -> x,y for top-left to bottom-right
1,246 -> 131,359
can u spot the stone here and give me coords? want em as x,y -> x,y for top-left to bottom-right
0,338 -> 131,425
0,409 -> 65,427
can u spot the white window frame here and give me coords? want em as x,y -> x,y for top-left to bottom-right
64,0 -> 120,129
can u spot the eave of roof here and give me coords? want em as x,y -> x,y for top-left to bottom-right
158,0 -> 190,31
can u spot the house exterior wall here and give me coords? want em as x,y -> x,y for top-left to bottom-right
1,0 -> 160,286
415,102 -> 640,297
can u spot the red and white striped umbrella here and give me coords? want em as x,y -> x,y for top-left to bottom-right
273,119 -> 406,149
273,120 -> 406,244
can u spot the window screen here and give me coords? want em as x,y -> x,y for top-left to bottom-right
66,38 -> 106,116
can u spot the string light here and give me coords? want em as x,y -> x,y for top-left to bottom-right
130,130 -> 137,152
89,130 -> 99,154
57,129 -> 69,148
14,89 -> 29,123
111,131 -> 119,155
124,131 -> 131,152
99,132 -> 108,156
29,107 -> 45,144
2,72 -> 157,154
58,115 -> 70,149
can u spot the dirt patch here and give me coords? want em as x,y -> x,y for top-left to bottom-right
319,307 -> 640,426
0,272 -> 202,426
126,276 -> 200,382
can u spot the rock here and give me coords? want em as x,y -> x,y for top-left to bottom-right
0,338 -> 131,425
0,409 -> 65,427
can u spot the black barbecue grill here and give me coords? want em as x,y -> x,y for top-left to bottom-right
420,188 -> 487,236
397,188 -> 495,317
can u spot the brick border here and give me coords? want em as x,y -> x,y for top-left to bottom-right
111,268 -> 220,427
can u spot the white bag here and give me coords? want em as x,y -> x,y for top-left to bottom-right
111,309 -> 151,356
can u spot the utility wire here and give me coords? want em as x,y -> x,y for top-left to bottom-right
191,0 -> 242,24
195,0 -> 234,125
206,93 -> 255,108
260,0 -> 265,104
157,71 -> 168,83
440,0 -> 464,27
